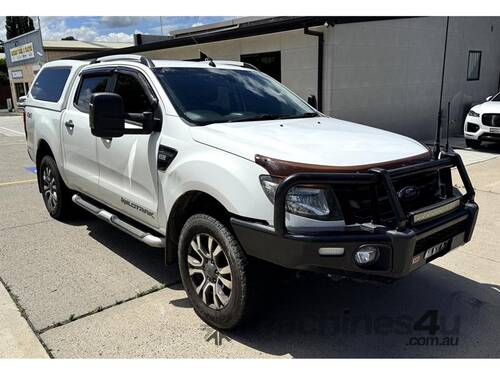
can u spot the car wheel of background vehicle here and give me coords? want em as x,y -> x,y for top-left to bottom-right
465,139 -> 481,148
39,155 -> 72,220
178,214 -> 255,330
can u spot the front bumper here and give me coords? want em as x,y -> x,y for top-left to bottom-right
464,115 -> 500,142
231,152 -> 479,281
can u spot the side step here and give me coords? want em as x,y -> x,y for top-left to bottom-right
72,194 -> 165,248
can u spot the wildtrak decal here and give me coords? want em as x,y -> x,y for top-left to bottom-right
121,197 -> 155,218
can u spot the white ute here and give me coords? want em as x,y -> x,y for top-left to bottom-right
25,55 -> 478,329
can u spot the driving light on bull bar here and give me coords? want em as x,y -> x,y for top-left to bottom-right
411,198 -> 461,225
354,245 -> 380,265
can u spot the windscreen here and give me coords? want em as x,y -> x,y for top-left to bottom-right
154,67 -> 316,125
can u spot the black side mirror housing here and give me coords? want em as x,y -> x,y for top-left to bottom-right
142,111 -> 155,133
89,93 -> 125,138
307,94 -> 318,110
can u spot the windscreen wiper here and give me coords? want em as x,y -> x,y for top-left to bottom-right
300,112 -> 320,118
245,114 -> 287,121
225,114 -> 284,123
227,113 -> 319,123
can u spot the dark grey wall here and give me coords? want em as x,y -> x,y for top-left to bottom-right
323,17 -> 500,141
443,17 -> 500,136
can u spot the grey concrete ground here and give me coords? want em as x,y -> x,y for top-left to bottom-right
0,282 -> 48,358
0,114 -> 499,358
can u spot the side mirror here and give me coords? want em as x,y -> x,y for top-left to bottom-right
307,94 -> 318,110
17,95 -> 27,109
89,93 -> 125,138
486,96 -> 493,101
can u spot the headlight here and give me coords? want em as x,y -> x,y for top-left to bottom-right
259,175 -> 343,220
468,110 -> 480,117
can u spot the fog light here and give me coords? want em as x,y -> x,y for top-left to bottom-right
354,245 -> 380,265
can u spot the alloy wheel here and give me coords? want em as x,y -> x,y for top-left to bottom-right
187,233 -> 233,310
42,165 -> 58,211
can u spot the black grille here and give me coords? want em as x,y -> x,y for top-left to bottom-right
413,220 -> 466,255
335,169 -> 448,228
482,113 -> 500,127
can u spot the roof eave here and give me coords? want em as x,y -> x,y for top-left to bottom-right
67,16 -> 407,61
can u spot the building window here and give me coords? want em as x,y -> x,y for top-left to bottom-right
241,51 -> 281,82
14,82 -> 26,101
467,51 -> 481,81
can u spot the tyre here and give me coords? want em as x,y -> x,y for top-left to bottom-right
178,214 -> 254,329
39,155 -> 73,220
465,139 -> 481,148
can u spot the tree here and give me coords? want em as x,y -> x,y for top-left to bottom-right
61,36 -> 76,41
5,16 -> 35,40
0,58 -> 8,83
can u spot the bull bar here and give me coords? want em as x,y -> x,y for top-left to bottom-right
231,151 -> 479,281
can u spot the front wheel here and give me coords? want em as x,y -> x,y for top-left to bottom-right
178,214 -> 254,330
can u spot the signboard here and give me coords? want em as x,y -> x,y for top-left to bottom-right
10,42 -> 35,63
11,70 -> 24,79
3,29 -> 44,68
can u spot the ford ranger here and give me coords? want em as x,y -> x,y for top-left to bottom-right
24,54 -> 478,329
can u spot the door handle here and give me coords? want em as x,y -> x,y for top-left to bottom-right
64,120 -> 74,129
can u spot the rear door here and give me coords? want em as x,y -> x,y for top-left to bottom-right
61,68 -> 113,196
96,68 -> 162,228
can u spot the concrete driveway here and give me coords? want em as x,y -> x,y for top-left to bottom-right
0,114 -> 499,358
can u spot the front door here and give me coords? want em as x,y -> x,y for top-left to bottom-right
96,69 -> 161,229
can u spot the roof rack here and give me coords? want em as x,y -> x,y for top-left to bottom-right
90,54 -> 155,68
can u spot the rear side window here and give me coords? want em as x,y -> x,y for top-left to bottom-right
75,75 -> 110,112
31,67 -> 71,102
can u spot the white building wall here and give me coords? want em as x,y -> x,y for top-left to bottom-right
141,29 -> 319,101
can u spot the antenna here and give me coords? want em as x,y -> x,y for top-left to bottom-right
433,16 -> 450,159
190,34 -> 215,67
445,101 -> 451,152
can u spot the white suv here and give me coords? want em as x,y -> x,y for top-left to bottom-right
464,91 -> 500,148
24,55 -> 478,329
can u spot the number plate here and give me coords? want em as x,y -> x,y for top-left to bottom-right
424,240 -> 449,260
490,127 -> 500,133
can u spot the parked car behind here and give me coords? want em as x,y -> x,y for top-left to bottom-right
464,92 -> 500,148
